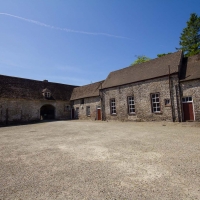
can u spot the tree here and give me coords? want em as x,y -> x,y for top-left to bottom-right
157,53 -> 172,58
131,55 -> 151,65
179,13 -> 200,57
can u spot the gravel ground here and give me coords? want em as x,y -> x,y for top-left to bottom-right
0,120 -> 200,200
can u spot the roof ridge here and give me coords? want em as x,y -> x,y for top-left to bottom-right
0,74 -> 78,87
109,51 -> 182,74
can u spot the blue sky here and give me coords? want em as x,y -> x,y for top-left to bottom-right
1,0 -> 200,86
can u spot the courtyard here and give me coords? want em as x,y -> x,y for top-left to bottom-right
0,121 -> 200,200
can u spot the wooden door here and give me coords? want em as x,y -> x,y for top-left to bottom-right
71,108 -> 74,119
97,109 -> 101,120
183,103 -> 194,121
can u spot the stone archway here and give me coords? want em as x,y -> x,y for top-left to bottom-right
40,105 -> 55,120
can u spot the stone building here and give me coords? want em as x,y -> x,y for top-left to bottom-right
101,51 -> 183,122
70,81 -> 104,120
0,51 -> 200,125
0,75 -> 76,125
180,54 -> 200,121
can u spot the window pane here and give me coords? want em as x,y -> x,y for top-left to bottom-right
152,93 -> 160,113
128,96 -> 135,114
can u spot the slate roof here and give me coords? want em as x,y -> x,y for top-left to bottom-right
0,74 -> 77,100
70,80 -> 104,100
102,51 -> 183,89
180,53 -> 200,82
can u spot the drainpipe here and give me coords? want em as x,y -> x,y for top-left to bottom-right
99,82 -> 103,121
178,80 -> 183,122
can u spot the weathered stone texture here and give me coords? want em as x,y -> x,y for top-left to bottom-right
102,75 -> 180,122
0,98 -> 71,125
181,79 -> 200,121
73,97 -> 101,120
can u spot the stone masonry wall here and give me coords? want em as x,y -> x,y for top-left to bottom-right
181,79 -> 200,121
102,75 -> 181,122
0,98 -> 71,125
73,96 -> 101,120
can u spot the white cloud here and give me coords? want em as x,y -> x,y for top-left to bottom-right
0,12 -> 131,39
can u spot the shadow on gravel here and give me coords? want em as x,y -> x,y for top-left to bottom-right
0,119 -> 77,128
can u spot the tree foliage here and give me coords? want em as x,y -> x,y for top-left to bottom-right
131,55 -> 151,65
157,53 -> 172,58
179,13 -> 200,57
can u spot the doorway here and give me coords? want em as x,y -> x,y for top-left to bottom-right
182,97 -> 194,121
97,106 -> 101,120
40,105 -> 55,120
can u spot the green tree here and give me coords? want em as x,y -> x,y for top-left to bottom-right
179,13 -> 200,57
157,53 -> 172,58
131,55 -> 151,65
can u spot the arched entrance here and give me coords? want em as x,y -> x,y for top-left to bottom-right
40,105 -> 55,120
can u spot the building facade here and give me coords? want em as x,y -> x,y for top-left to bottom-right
70,81 -> 103,120
100,51 -> 183,122
1,51 -> 200,125
0,75 -> 76,125
179,54 -> 200,122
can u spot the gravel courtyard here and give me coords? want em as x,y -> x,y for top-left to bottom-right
0,121 -> 200,200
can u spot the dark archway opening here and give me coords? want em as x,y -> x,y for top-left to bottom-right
40,105 -> 55,120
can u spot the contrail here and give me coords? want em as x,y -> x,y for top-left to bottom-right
0,12 -> 130,39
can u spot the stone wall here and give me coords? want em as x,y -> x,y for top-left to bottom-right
180,79 -> 200,121
102,75 -> 181,122
0,98 -> 71,125
73,96 -> 101,120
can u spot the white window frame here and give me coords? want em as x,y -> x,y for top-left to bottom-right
151,93 -> 161,113
127,96 -> 135,114
182,97 -> 192,103
110,99 -> 116,115
45,92 -> 51,98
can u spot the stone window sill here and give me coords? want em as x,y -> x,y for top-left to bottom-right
153,112 -> 163,115
128,113 -> 136,116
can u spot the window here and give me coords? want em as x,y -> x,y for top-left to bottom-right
164,99 -> 170,106
81,98 -> 84,104
127,96 -> 135,114
86,106 -> 90,116
110,99 -> 116,114
151,93 -> 160,113
45,92 -> 51,98
64,105 -> 70,111
42,88 -> 52,99
75,107 -> 79,119
182,97 -> 192,103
